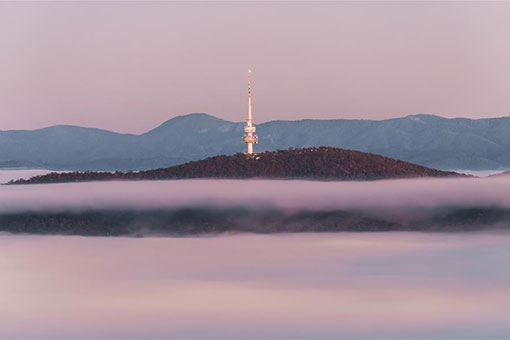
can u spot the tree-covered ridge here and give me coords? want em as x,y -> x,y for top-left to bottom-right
0,206 -> 506,236
9,147 -> 463,184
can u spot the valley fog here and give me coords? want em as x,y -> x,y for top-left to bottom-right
1,171 -> 510,337
1,232 -> 509,339
2,175 -> 510,212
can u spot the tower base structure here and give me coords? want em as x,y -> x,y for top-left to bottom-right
243,125 -> 258,155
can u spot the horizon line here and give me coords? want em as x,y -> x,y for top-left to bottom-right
2,112 -> 510,135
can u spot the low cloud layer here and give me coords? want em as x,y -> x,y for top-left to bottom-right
1,232 -> 509,338
1,177 -> 510,212
2,176 -> 510,235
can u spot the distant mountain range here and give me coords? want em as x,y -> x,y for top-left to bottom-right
1,113 -> 510,171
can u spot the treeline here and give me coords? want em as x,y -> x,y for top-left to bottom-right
9,147 -> 463,184
0,206 -> 506,236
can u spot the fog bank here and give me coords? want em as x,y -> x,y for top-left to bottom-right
2,177 -> 510,212
1,233 -> 509,338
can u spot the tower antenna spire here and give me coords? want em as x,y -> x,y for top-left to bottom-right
243,69 -> 258,154
248,69 -> 252,123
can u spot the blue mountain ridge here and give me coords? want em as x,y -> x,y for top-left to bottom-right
1,113 -> 509,171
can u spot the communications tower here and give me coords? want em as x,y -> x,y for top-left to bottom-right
243,69 -> 258,154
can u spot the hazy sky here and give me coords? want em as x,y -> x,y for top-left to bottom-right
1,1 -> 510,133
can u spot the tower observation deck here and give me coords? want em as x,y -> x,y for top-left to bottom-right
243,69 -> 258,154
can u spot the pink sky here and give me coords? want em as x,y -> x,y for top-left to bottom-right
1,1 -> 510,133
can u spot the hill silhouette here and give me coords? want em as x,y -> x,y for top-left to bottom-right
9,147 -> 462,184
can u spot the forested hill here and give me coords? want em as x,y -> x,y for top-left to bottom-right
10,147 -> 463,184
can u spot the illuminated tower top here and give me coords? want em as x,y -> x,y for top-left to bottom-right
243,69 -> 258,154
